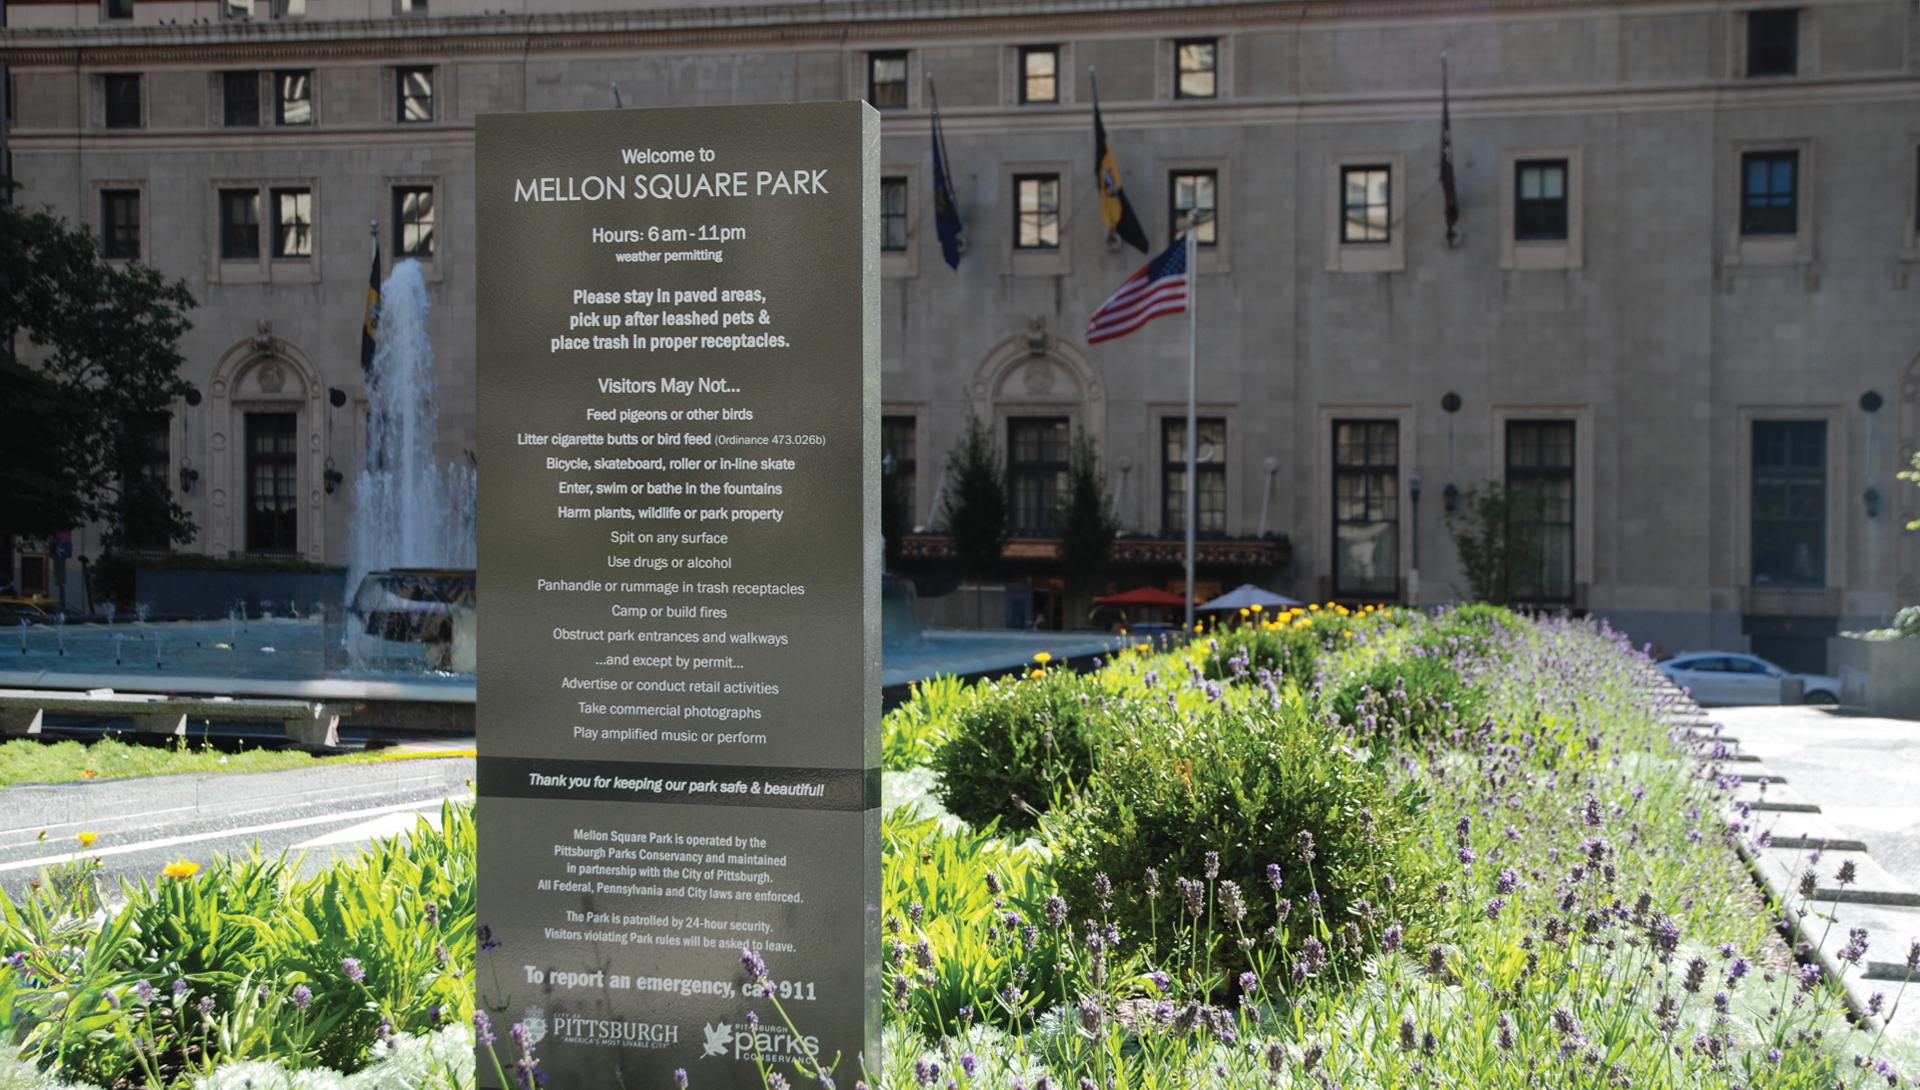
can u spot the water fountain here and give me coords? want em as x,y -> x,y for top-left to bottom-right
346,259 -> 478,675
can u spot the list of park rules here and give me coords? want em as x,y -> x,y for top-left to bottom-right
475,103 -> 882,1090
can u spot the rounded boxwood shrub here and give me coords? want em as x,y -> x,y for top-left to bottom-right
1048,695 -> 1439,981
932,668 -> 1112,832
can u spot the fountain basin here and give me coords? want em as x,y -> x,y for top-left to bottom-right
350,569 -> 476,673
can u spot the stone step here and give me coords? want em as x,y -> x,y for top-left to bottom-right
1736,771 -> 1786,783
1813,889 -> 1920,909
1864,961 -> 1920,984
1771,836 -> 1872,852
1752,801 -> 1822,812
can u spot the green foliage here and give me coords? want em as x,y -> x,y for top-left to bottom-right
0,736 -> 318,788
884,674 -> 970,772
1329,652 -> 1488,743
1902,450 -> 1920,531
882,808 -> 1072,1036
1048,693 -> 1438,981
1443,482 -> 1546,605
1056,430 -> 1118,593
0,180 -> 198,549
941,410 -> 1008,584
0,801 -> 474,1086
932,668 -> 1107,832
1861,604 -> 1920,640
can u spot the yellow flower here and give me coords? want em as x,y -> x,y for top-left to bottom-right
1250,604 -> 1263,613
1029,669 -> 1044,679
161,860 -> 200,879
1033,652 -> 1052,664
76,831 -> 97,847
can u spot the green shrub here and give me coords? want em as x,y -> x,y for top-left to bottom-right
882,808 -> 1073,1035
883,674 -> 970,772
1329,652 -> 1487,743
1048,694 -> 1438,983
1196,623 -> 1318,684
1415,602 -> 1518,660
932,668 -> 1112,832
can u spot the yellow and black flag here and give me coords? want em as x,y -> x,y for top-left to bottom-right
359,237 -> 381,375
1093,88 -> 1149,254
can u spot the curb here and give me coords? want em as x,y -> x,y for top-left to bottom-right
0,756 -> 475,850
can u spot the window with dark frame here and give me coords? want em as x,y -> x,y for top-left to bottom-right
1747,9 -> 1799,76
219,188 -> 261,260
1514,159 -> 1569,241
245,412 -> 300,553
271,188 -> 312,258
868,52 -> 908,109
880,177 -> 909,252
393,186 -> 435,258
1175,39 -> 1217,99
1170,170 -> 1217,245
395,0 -> 426,13
1505,421 -> 1575,602
276,71 -> 312,125
397,67 -> 433,123
1333,421 -> 1399,598
1162,418 -> 1226,536
1008,417 -> 1070,534
1752,420 -> 1825,587
1341,166 -> 1390,243
122,414 -> 173,552
1020,46 -> 1059,104
104,0 -> 134,20
1741,150 -> 1798,235
1014,174 -> 1061,249
101,189 -> 140,260
103,74 -> 141,129
223,71 -> 260,126
881,416 -> 918,519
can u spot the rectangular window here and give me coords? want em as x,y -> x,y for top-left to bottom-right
397,67 -> 433,123
104,0 -> 134,20
219,188 -> 261,260
1505,421 -> 1575,601
245,412 -> 299,554
881,415 -> 917,518
1741,151 -> 1798,235
276,71 -> 312,125
123,414 -> 172,552
1747,9 -> 1799,76
19,556 -> 48,598
1752,420 -> 1825,587
274,0 -> 306,18
223,71 -> 260,126
1514,159 -> 1568,241
1341,166 -> 1391,243
395,0 -> 426,14
101,189 -> 140,260
1008,417 -> 1070,534
1162,417 -> 1226,535
222,0 -> 252,18
868,52 -> 908,109
1170,170 -> 1217,244
1020,47 -> 1058,104
1333,421 -> 1399,597
103,74 -> 141,129
1175,39 -> 1217,99
271,188 -> 312,258
1014,174 -> 1061,249
880,176 -> 909,252
393,186 -> 435,257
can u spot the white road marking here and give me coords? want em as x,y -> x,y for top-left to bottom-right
293,807 -> 445,848
0,796 -> 459,873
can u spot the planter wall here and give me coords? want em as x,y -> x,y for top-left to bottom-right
1828,634 -> 1920,720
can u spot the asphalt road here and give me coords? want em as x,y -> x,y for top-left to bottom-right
0,754 -> 475,899
1713,704 -> 1920,891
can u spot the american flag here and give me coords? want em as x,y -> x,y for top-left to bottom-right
1085,235 -> 1188,344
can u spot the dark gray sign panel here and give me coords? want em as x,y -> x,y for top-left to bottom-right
475,102 -> 880,1089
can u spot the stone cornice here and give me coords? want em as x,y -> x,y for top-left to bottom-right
0,0 -> 1771,67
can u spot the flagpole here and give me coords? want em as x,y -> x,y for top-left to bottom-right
1184,222 -> 1198,634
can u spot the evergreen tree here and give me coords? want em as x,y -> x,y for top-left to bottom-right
0,180 -> 198,550
1058,429 -> 1118,596
941,409 -> 1007,586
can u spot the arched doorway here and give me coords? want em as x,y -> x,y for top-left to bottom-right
1898,348 -> 1920,605
204,326 -> 327,561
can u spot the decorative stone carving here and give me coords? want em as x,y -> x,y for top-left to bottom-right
1024,315 -> 1047,356
257,362 -> 286,393
1022,361 -> 1056,396
252,319 -> 276,355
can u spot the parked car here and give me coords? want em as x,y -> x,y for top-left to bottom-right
1655,651 -> 1840,706
0,598 -> 54,624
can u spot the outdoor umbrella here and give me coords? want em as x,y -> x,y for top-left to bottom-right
1196,583 -> 1303,611
1093,586 -> 1190,607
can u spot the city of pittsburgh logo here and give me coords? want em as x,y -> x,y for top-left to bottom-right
701,1023 -> 732,1058
521,1007 -> 547,1046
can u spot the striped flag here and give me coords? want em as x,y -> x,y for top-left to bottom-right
1085,234 -> 1188,344
360,237 -> 381,375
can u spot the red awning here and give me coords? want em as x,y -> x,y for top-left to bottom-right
1094,586 -> 1189,607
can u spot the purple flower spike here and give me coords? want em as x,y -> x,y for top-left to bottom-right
673,1070 -> 688,1090
741,947 -> 770,985
342,957 -> 365,983
292,984 -> 312,1012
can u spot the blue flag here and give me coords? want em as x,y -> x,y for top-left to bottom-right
930,89 -> 965,270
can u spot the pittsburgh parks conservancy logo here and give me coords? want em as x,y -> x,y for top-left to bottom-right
699,1022 -> 821,1062
535,1009 -> 679,1050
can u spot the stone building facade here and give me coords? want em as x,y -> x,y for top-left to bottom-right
2,0 -> 1916,663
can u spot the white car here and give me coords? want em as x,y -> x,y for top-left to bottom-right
1655,652 -> 1840,707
